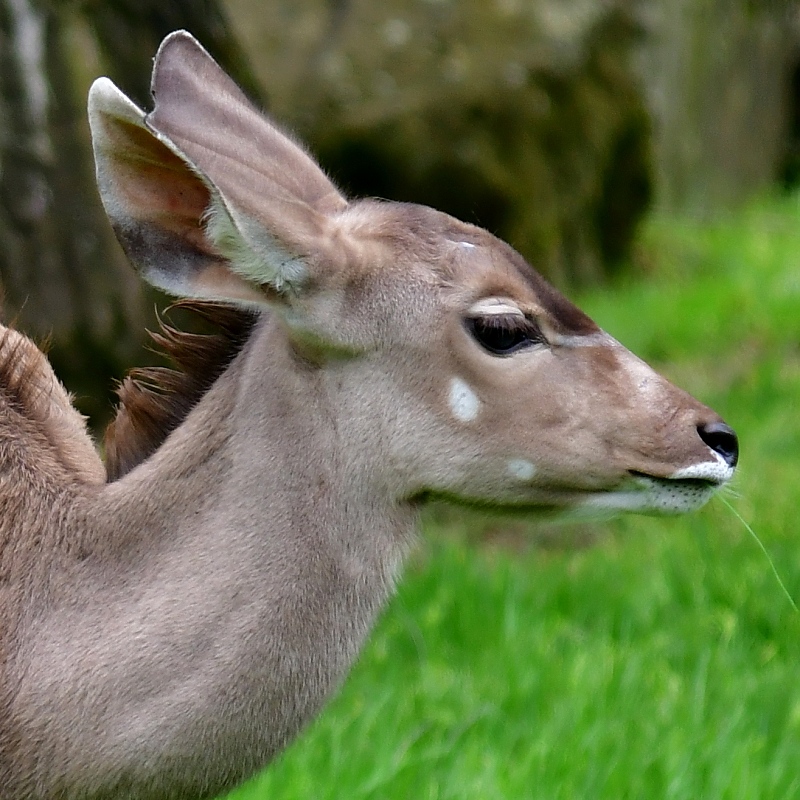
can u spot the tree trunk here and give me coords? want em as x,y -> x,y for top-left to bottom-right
0,0 -> 261,424
635,0 -> 798,214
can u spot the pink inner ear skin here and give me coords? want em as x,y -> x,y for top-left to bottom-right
116,163 -> 209,226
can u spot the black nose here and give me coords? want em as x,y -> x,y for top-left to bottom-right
697,421 -> 739,468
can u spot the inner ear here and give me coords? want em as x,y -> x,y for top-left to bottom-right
91,79 -> 212,246
111,123 -> 210,240
89,77 -> 269,306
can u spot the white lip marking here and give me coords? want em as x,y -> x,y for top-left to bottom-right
581,475 -> 718,517
671,453 -> 734,484
448,377 -> 480,423
507,459 -> 536,481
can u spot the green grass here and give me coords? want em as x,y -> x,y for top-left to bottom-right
223,195 -> 800,799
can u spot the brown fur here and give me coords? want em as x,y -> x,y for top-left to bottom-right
0,326 -> 104,487
104,301 -> 258,480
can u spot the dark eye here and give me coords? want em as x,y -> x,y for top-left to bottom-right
465,314 -> 544,356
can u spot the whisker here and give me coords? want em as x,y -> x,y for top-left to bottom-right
719,496 -> 798,614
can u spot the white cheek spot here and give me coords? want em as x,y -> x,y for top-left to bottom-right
448,377 -> 480,423
507,458 -> 537,481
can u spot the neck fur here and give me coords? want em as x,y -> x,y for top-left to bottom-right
3,317 -> 416,799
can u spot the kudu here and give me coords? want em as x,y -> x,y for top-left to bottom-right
0,30 -> 737,800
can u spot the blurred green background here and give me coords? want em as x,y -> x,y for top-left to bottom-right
1,1 -> 799,797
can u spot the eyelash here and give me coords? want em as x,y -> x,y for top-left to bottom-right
464,314 -> 545,356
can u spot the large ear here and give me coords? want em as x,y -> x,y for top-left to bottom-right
88,30 -> 348,304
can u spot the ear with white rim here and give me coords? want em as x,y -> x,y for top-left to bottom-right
88,30 -> 348,305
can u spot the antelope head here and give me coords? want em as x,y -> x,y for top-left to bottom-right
89,31 -> 737,523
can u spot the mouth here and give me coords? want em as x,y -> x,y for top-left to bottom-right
629,471 -> 724,491
577,462 -> 733,518
413,458 -> 735,521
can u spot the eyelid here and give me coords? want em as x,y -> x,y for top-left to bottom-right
466,298 -> 526,318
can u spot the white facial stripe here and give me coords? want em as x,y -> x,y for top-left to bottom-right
549,332 -> 616,348
467,297 -> 525,318
507,459 -> 536,481
448,377 -> 480,423
458,241 -> 476,249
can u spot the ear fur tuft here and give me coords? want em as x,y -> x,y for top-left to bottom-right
89,31 -> 348,306
202,198 -> 308,294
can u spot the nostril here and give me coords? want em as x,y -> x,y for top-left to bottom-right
697,421 -> 739,468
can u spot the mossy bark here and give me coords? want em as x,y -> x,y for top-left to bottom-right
228,0 -> 653,287
636,0 -> 798,213
0,0 -> 260,424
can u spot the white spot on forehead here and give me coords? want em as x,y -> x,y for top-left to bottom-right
457,241 -> 476,249
448,377 -> 480,423
507,458 -> 537,481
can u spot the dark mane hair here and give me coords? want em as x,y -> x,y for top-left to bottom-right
104,301 -> 259,481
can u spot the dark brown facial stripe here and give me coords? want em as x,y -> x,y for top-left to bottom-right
499,241 -> 600,335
